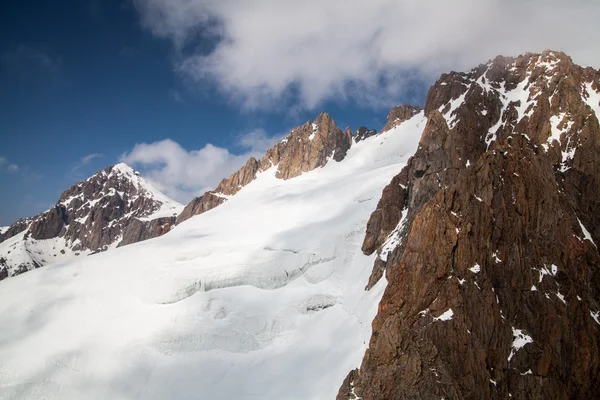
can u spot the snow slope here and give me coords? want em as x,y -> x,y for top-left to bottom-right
0,113 -> 425,400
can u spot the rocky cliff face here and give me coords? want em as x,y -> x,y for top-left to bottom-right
354,126 -> 378,142
0,163 -> 183,280
178,112 -> 352,223
381,104 -> 423,133
339,51 -> 600,399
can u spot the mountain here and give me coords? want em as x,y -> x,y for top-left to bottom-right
338,50 -> 600,399
177,112 -> 353,223
0,50 -> 598,400
0,163 -> 183,280
0,109 -> 426,399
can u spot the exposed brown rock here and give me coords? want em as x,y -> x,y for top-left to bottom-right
0,219 -> 29,244
119,216 -> 176,247
216,157 -> 261,196
340,50 -> 600,400
0,163 -> 182,279
261,112 -> 352,179
381,104 -> 423,133
362,174 -> 407,256
29,205 -> 68,240
178,112 -> 353,222
176,192 -> 227,224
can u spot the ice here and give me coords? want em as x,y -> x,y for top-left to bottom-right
0,113 -> 426,400
492,251 -> 502,263
479,66 -> 538,148
508,327 -> 533,361
379,208 -> 408,262
535,264 -> 558,283
583,82 -> 600,125
577,218 -> 597,249
439,92 -> 467,129
75,215 -> 88,225
469,263 -> 481,273
520,369 -> 533,376
433,308 -> 454,322
309,123 -> 319,141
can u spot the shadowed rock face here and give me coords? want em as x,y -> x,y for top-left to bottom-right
339,50 -> 600,399
178,112 -> 353,223
119,216 -> 176,247
354,126 -> 378,142
0,219 -> 30,243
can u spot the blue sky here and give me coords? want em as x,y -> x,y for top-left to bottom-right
1,0 -> 598,225
0,0 -> 426,225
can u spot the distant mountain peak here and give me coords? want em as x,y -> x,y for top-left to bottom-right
0,163 -> 183,280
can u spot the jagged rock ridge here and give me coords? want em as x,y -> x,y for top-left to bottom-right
0,163 -> 183,280
339,50 -> 600,399
178,112 -> 352,223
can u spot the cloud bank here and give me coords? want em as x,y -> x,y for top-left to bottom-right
121,131 -> 282,202
134,0 -> 600,110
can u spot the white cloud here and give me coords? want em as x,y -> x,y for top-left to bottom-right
134,0 -> 600,110
121,132 -> 281,202
238,128 -> 286,153
74,153 -> 103,170
0,157 -> 19,173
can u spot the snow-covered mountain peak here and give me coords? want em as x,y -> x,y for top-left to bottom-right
0,164 -> 183,280
425,50 -> 599,172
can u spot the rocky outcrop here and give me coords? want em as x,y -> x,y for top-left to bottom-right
119,216 -> 176,247
0,163 -> 182,280
0,219 -> 29,244
261,112 -> 352,179
29,205 -> 69,240
176,192 -> 227,224
381,104 -> 423,133
354,126 -> 378,142
339,51 -> 600,399
178,112 -> 353,222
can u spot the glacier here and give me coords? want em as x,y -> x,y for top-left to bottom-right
0,113 -> 425,400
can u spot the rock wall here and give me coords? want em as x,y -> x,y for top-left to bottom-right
339,50 -> 600,399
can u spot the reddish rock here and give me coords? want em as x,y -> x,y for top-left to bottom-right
178,112 -> 352,222
340,50 -> 600,400
381,104 -> 423,133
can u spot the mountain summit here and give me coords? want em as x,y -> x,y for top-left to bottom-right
0,163 -> 182,279
339,50 -> 600,400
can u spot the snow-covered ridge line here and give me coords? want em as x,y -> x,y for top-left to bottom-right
0,163 -> 184,280
0,111 -> 426,399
